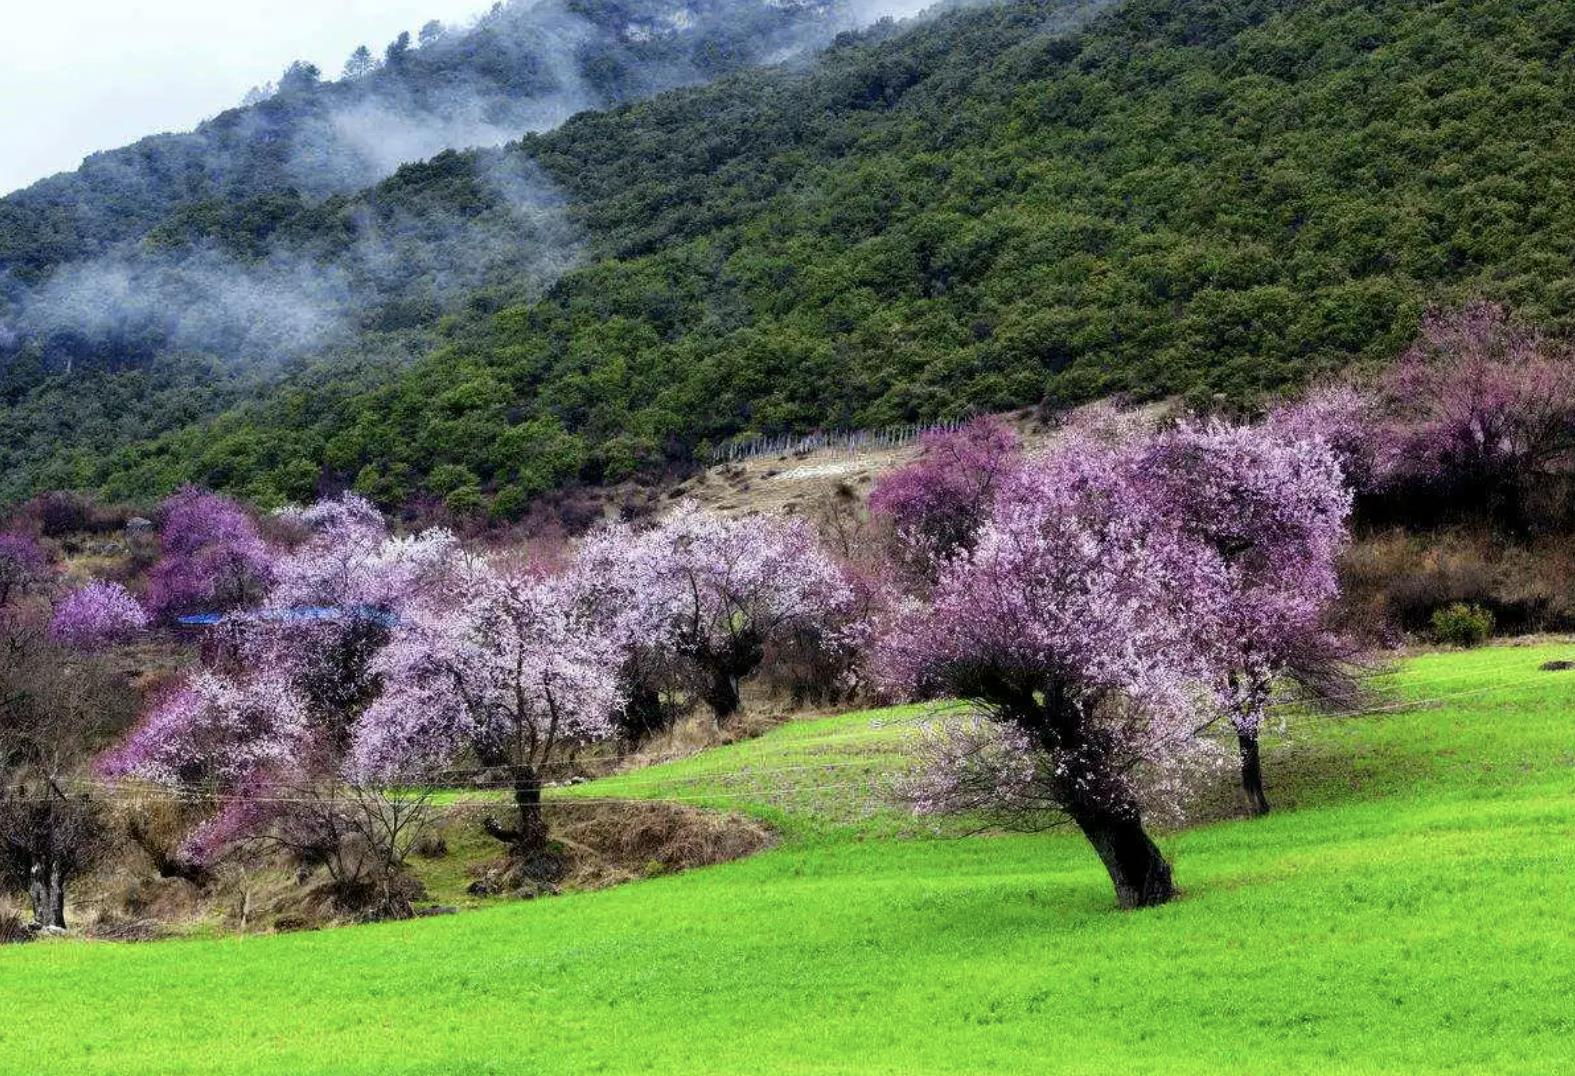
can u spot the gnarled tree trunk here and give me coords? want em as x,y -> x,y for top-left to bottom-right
1022,681 -> 1177,910
482,765 -> 560,881
688,630 -> 764,727
1238,731 -> 1271,817
619,680 -> 671,743
703,666 -> 742,725
28,860 -> 68,931
1065,802 -> 1175,909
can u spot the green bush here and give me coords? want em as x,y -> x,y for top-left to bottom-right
488,485 -> 529,522
1431,603 -> 1495,648
443,485 -> 485,517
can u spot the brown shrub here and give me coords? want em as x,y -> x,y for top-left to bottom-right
459,800 -> 773,897
0,902 -> 28,944
82,911 -> 162,943
555,801 -> 773,889
1340,527 -> 1575,639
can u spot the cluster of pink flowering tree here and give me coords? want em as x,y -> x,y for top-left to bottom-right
1134,422 -> 1354,815
1378,303 -> 1575,528
1279,305 -> 1575,530
261,495 -> 460,756
599,504 -> 853,725
147,488 -> 275,619
869,417 -> 1023,584
105,494 -> 458,886
351,561 -> 621,872
91,458 -> 1359,914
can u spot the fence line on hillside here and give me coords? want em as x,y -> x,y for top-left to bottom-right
710,418 -> 972,465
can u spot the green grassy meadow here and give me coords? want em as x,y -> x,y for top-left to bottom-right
2,643 -> 1573,1073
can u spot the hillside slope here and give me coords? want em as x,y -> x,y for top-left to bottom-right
0,0 -> 882,284
2,644 -> 1571,1071
9,0 -> 1575,510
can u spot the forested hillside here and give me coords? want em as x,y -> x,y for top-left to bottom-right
7,0 -> 1575,511
0,0 -> 873,283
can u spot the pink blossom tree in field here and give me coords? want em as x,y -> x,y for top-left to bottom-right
1136,421 -> 1355,815
869,417 -> 1023,584
1267,382 -> 1389,495
0,533 -> 47,607
257,494 -> 461,755
99,670 -> 310,865
105,495 -> 457,876
878,441 -> 1228,908
48,580 -> 148,651
568,524 -> 693,742
350,558 -> 621,871
103,672 -> 308,794
636,504 -> 852,724
148,488 -> 275,618
1380,303 -> 1575,527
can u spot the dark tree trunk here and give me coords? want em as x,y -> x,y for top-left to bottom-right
1065,801 -> 1175,909
1019,680 -> 1176,909
1238,731 -> 1271,817
127,818 -> 212,887
28,860 -> 67,930
690,630 -> 763,727
482,766 -> 561,882
512,772 -> 549,861
620,681 -> 671,742
702,666 -> 742,725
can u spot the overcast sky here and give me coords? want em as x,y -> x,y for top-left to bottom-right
1,0 -> 496,196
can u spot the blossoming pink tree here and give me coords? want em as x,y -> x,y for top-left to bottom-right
148,488 -> 276,618
567,525 -> 692,742
1381,303 -> 1575,527
1267,382 -> 1389,495
98,667 -> 309,865
48,580 -> 149,651
259,494 -> 460,756
878,441 -> 1228,908
869,417 -> 1022,583
1136,421 -> 1355,815
632,504 -> 852,724
103,495 -> 458,872
0,533 -> 47,608
350,559 -> 621,872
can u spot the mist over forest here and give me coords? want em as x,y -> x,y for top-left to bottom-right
0,0 -> 940,373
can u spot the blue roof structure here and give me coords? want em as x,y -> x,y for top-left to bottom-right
176,605 -> 400,628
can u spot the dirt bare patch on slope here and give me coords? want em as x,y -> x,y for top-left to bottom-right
460,800 -> 776,897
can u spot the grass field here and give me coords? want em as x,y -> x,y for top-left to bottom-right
2,643 -> 1573,1073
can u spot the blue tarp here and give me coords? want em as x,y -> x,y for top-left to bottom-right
176,605 -> 399,628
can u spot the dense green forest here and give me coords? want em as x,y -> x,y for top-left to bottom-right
7,0 -> 1575,510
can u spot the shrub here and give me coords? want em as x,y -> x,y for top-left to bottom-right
1431,602 -> 1495,647
0,903 -> 28,944
443,485 -> 485,517
28,492 -> 98,537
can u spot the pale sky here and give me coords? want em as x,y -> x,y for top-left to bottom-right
1,0 -> 497,196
